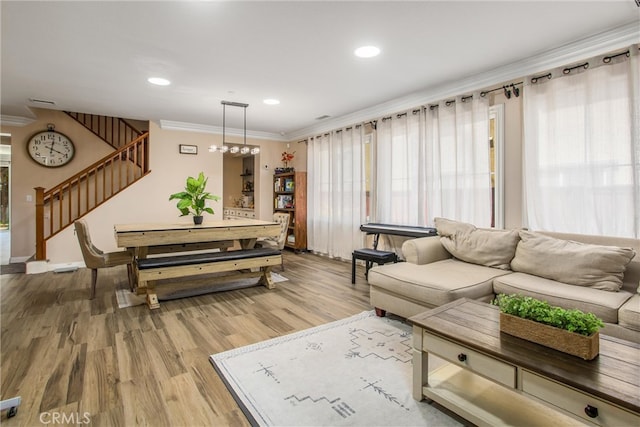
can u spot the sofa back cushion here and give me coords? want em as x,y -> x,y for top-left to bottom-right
511,231 -> 636,291
434,217 -> 520,270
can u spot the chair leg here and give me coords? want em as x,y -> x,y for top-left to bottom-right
90,269 -> 98,299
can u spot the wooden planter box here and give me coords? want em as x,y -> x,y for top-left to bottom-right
499,312 -> 599,360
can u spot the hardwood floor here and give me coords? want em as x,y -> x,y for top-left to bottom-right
0,251 -> 372,426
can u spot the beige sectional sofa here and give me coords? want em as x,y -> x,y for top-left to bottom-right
368,218 -> 640,343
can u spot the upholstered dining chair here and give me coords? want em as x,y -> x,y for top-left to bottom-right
74,219 -> 134,299
256,212 -> 290,271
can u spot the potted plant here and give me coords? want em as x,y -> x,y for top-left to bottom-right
169,172 -> 220,225
494,294 -> 604,360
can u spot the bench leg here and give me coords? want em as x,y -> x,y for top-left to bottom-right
351,254 -> 356,284
146,280 -> 160,310
260,266 -> 275,289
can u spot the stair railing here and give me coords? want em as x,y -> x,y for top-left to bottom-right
65,111 -> 143,150
34,132 -> 150,260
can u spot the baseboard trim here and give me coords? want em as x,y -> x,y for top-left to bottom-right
26,260 -> 85,274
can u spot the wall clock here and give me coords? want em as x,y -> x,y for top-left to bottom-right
27,124 -> 75,167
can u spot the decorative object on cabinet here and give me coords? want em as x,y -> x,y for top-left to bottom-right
281,150 -> 295,168
169,172 -> 220,225
273,171 -> 306,251
179,144 -> 198,154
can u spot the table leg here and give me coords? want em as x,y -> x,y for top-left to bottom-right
412,325 -> 429,401
133,246 -> 148,295
239,238 -> 257,249
260,266 -> 275,289
146,280 -> 160,310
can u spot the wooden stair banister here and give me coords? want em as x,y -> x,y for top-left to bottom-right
64,111 -> 143,151
34,132 -> 150,260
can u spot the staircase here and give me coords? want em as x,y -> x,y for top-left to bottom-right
34,114 -> 150,260
65,111 -> 143,150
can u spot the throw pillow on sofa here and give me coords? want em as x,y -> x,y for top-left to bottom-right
511,231 -> 636,291
434,217 -> 520,270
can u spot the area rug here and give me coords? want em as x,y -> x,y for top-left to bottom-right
210,311 -> 462,427
116,272 -> 289,308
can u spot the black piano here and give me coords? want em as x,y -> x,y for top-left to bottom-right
359,223 -> 437,249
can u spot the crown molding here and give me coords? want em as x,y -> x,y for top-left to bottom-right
159,120 -> 288,142
285,21 -> 639,141
0,114 -> 36,127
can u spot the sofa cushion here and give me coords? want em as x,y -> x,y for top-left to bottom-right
619,294 -> 640,332
493,272 -> 634,324
368,259 -> 508,307
510,231 -> 635,291
434,217 -> 520,270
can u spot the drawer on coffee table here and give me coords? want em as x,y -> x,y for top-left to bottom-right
424,332 -> 516,388
522,370 -> 640,426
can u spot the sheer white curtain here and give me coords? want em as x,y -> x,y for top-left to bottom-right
307,126 -> 367,259
523,47 -> 639,238
375,110 -> 427,225
424,96 -> 492,227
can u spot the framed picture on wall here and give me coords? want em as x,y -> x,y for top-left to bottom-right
179,144 -> 198,155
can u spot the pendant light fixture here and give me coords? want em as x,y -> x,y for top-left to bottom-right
209,100 -> 260,155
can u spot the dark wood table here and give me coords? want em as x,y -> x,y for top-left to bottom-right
408,298 -> 640,426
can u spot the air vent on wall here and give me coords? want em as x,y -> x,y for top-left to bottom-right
315,115 -> 331,120
28,98 -> 56,105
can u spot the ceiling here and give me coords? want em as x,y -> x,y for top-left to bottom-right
1,1 -> 638,140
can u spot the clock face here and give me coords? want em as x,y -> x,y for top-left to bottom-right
27,130 -> 75,167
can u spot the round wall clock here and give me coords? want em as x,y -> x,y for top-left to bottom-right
27,124 -> 75,167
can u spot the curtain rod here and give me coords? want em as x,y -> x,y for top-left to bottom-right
532,47 -> 634,84
480,82 -> 523,97
563,62 -> 589,75
531,73 -> 552,84
603,50 -> 630,63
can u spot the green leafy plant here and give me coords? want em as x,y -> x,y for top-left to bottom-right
494,294 -> 604,336
168,172 -> 220,217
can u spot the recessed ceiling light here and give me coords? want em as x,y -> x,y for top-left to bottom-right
354,46 -> 380,58
263,99 -> 280,105
147,77 -> 171,86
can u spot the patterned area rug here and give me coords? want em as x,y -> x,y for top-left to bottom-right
116,272 -> 289,308
210,311 -> 462,427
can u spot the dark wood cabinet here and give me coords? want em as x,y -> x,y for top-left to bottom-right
273,171 -> 307,251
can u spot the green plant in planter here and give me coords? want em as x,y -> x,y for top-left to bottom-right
494,294 -> 604,336
169,172 -> 220,221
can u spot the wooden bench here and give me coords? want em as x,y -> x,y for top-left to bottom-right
351,248 -> 397,284
136,247 -> 282,309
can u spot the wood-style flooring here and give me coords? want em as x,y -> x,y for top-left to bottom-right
0,251 -> 372,426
